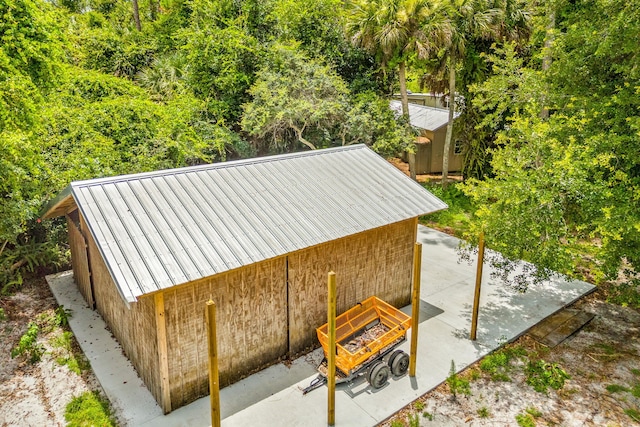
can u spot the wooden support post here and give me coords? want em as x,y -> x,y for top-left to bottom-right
470,232 -> 486,341
154,292 -> 171,414
409,243 -> 422,377
327,271 -> 337,426
206,300 -> 221,427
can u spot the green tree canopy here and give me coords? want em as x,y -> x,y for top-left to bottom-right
462,0 -> 640,290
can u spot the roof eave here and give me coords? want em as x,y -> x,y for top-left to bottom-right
41,186 -> 76,219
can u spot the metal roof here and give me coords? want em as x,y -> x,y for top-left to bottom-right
44,145 -> 447,303
389,100 -> 460,131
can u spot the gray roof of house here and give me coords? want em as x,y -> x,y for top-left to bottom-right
389,100 -> 460,131
44,145 -> 447,303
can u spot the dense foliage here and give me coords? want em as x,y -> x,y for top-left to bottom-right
0,0 -> 638,305
461,0 -> 640,293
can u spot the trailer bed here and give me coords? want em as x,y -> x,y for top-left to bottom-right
316,296 -> 411,376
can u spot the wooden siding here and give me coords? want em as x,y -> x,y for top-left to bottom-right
76,213 -> 417,412
421,128 -> 462,173
67,215 -> 93,307
85,226 -> 162,406
163,257 -> 288,410
287,218 -> 416,355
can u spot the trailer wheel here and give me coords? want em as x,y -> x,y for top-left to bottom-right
368,361 -> 390,389
389,350 -> 409,376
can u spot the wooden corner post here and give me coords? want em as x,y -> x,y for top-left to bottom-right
409,242 -> 422,377
206,300 -> 221,427
327,271 -> 337,426
154,292 -> 171,414
470,232 -> 486,341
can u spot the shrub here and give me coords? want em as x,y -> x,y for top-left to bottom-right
447,360 -> 471,400
11,322 -> 44,363
525,360 -> 570,394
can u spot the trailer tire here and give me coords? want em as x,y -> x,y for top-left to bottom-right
368,361 -> 390,389
389,350 -> 409,376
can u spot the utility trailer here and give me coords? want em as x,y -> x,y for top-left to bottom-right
302,296 -> 411,394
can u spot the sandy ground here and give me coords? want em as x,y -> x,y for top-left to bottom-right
380,289 -> 640,427
1,277 -> 639,427
0,278 -> 103,427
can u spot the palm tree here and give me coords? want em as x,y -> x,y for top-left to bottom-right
346,0 -> 449,179
438,0 -> 502,186
132,0 -> 142,31
347,0 -> 450,117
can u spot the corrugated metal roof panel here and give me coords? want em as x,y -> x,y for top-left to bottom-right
389,100 -> 460,131
69,145 -> 447,302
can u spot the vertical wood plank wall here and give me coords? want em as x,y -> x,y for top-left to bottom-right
287,219 -> 416,355
66,216 -> 93,307
163,257 -> 288,410
85,225 -> 162,406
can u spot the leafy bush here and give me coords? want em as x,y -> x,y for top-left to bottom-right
55,305 -> 72,328
607,278 -> 640,309
525,360 -> 570,394
11,322 -> 45,363
479,345 -> 527,382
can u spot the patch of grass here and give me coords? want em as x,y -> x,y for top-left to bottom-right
0,307 -> 6,322
515,413 -> 535,427
65,391 -> 116,427
515,408 -> 541,427
50,331 -> 90,374
525,407 -> 543,418
477,406 -> 490,418
525,359 -> 570,394
468,367 -> 481,381
625,408 -> 640,422
413,400 -> 425,411
594,342 -> 617,355
423,411 -> 433,421
408,413 -> 420,427
419,183 -> 474,237
447,360 -> 471,400
631,383 -> 640,398
631,368 -> 640,377
606,384 -> 629,393
390,420 -> 405,427
11,322 -> 44,363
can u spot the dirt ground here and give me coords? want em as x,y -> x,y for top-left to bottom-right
0,277 -> 103,427
380,288 -> 640,427
387,157 -> 464,184
1,276 -> 639,427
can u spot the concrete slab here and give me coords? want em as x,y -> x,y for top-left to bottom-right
46,226 -> 596,427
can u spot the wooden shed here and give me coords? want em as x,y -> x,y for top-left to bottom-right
42,145 -> 447,413
390,100 -> 463,174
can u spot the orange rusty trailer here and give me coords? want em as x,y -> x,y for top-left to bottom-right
303,296 -> 411,393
